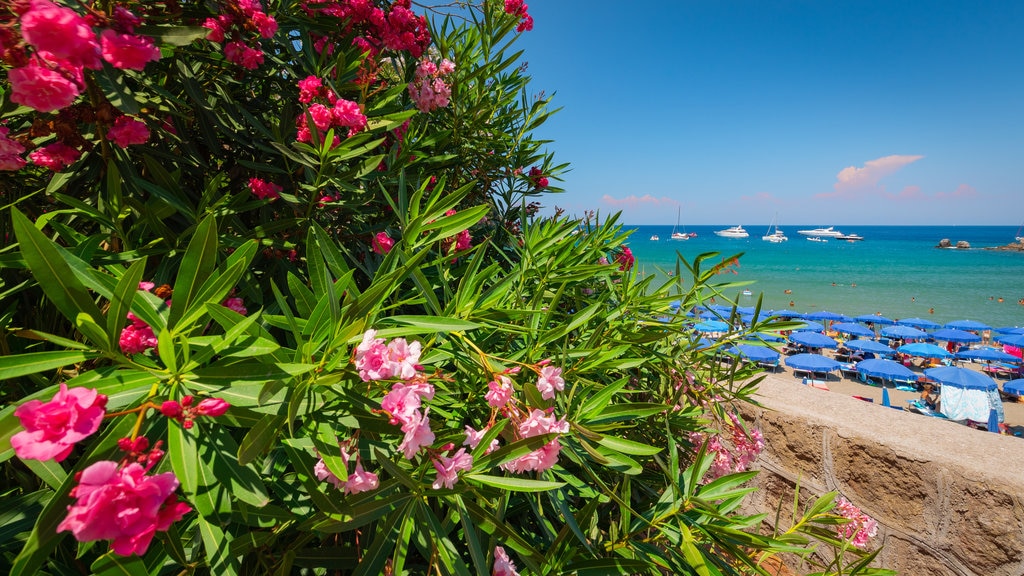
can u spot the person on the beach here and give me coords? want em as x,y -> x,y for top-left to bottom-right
920,384 -> 939,411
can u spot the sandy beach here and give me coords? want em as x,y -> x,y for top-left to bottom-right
756,355 -> 1024,432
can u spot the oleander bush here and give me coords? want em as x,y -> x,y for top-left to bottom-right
0,1 -> 893,574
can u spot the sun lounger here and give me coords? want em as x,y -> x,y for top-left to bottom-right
802,377 -> 830,390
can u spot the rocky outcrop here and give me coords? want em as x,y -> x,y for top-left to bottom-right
936,239 -> 977,249
739,378 -> 1024,576
937,238 -> 952,248
986,241 -> 1024,252
956,240 -> 971,249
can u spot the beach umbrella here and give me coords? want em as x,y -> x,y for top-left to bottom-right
773,310 -> 805,319
956,348 -> 1021,363
846,339 -> 896,356
994,327 -> 1024,335
796,320 -> 825,332
988,408 -> 1000,433
924,367 -> 998,391
735,306 -> 757,315
881,325 -> 928,340
944,319 -> 992,331
832,322 -> 875,338
694,320 -> 730,333
805,310 -> 848,322
898,342 -> 952,359
669,300 -> 683,311
996,333 -> 1024,347
1003,379 -> 1024,396
897,317 -> 941,330
785,353 -> 841,373
733,344 -> 780,363
854,314 -> 896,326
789,331 -> 839,349
930,328 -> 982,344
856,358 -> 917,381
749,332 -> 786,343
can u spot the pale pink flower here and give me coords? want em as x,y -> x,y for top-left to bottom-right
313,457 -> 344,489
345,462 -> 380,494
432,448 -> 473,489
56,460 -> 191,556
355,329 -> 393,381
518,409 -> 568,437
11,383 -> 107,462
485,375 -> 514,408
29,141 -> 80,171
501,410 -> 568,473
19,0 -> 101,69
372,232 -> 394,255
386,338 -> 422,380
463,425 -> 498,453
9,62 -> 80,112
535,365 -> 564,400
222,296 -> 247,315
398,408 -> 434,459
106,116 -> 150,147
100,30 -> 160,70
380,383 -> 424,425
493,545 -> 520,576
835,498 -> 879,549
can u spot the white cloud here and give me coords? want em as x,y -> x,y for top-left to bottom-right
816,154 -> 924,199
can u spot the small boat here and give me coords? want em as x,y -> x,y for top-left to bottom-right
650,234 -> 660,241
807,236 -> 827,243
762,213 -> 788,242
714,225 -> 749,238
670,207 -> 690,240
797,226 -> 844,237
741,289 -> 753,296
837,233 -> 864,241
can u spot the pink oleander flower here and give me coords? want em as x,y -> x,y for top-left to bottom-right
11,383 -> 107,462
314,455 -> 380,495
485,375 -> 514,408
9,62 -> 81,112
313,457 -> 344,489
432,448 -> 473,489
0,127 -> 27,171
463,425 -> 500,453
355,329 -> 392,381
536,365 -> 564,400
372,231 -> 394,255
222,296 -> 247,315
387,337 -> 422,380
248,177 -> 281,200
195,398 -> 230,417
119,322 -> 158,354
224,41 -> 264,69
528,166 -> 549,188
19,0 -> 101,69
297,75 -> 323,103
29,141 -> 81,171
159,396 -> 229,428
835,497 -> 879,549
308,103 -> 333,131
332,98 -> 367,131
501,409 -> 568,473
454,229 -> 472,251
493,546 -> 520,576
202,18 -> 226,42
56,460 -> 191,556
398,408 -> 435,459
251,11 -> 278,38
616,246 -> 635,271
100,30 -> 160,70
106,116 -> 150,147
409,58 -> 455,113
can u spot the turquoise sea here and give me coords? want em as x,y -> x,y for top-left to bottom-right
625,225 -> 1024,329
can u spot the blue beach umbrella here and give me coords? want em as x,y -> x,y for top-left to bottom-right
786,353 -> 841,373
856,358 -> 917,381
924,367 -> 998,391
994,327 -> 1024,335
805,310 -> 848,322
944,320 -> 992,331
882,387 -> 892,407
898,342 -> 952,359
832,322 -> 875,338
897,317 -> 941,330
881,325 -> 928,340
854,314 -> 896,326
734,344 -> 781,363
790,331 -> 839,349
930,328 -> 982,344
846,339 -> 896,356
1003,379 -> 1024,396
735,306 -> 757,315
796,320 -> 825,332
996,333 -> 1024,347
988,408 -> 1000,433
694,320 -> 730,333
956,348 -> 1021,363
773,310 -> 805,319
749,332 -> 786,343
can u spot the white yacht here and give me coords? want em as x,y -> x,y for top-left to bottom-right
670,207 -> 690,240
797,226 -> 844,237
806,236 -> 828,243
650,234 -> 660,241
836,233 -> 864,241
762,214 -> 788,242
714,225 -> 749,238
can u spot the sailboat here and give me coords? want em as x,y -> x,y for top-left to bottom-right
761,213 -> 788,242
671,206 -> 692,240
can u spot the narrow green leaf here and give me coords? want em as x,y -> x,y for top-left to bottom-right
387,315 -> 482,333
238,413 -> 286,466
591,433 -> 663,456
22,458 -> 67,491
200,424 -> 271,508
90,552 -> 149,576
464,474 -> 565,492
105,259 -> 147,349
168,215 -> 218,329
0,350 -> 97,381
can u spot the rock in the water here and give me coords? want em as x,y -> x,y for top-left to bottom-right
937,238 -> 952,248
956,240 -> 971,249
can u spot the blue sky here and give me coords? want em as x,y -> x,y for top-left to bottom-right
510,1 -> 1024,225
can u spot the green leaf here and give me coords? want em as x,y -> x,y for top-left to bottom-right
237,413 -> 286,466
200,425 -> 271,508
464,474 -> 565,492
168,215 -> 218,330
0,350 -> 97,381
22,458 -> 67,491
387,315 -> 482,333
136,24 -> 211,46
11,209 -> 105,329
90,552 -> 149,576
168,423 -> 230,521
591,432 -> 664,456
563,557 -> 656,575
106,259 -> 147,349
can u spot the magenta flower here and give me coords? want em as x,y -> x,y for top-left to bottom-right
536,365 -> 565,400
485,375 -> 514,408
57,460 -> 191,556
0,127 -> 27,171
100,30 -> 160,70
106,116 -> 150,147
119,323 -> 158,355
247,177 -> 281,200
159,396 -> 230,428
9,63 -> 81,112
222,296 -> 247,315
432,448 -> 473,489
372,232 -> 394,255
297,75 -> 323,103
29,141 -> 81,171
195,398 -> 230,417
615,246 -> 635,271
331,99 -> 367,131
11,383 -> 107,462
19,0 -> 101,69
493,546 -> 520,576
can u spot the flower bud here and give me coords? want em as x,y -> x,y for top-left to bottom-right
196,398 -> 230,417
160,400 -> 182,418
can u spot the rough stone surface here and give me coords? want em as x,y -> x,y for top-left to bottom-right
937,238 -> 952,248
956,240 -> 971,249
742,375 -> 1024,575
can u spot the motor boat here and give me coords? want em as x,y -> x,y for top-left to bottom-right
806,236 -> 827,242
797,226 -> 844,237
714,225 -> 749,238
650,234 -> 660,241
836,233 -> 864,241
670,232 -> 689,240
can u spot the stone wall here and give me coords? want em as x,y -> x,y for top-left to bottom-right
739,377 -> 1024,575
